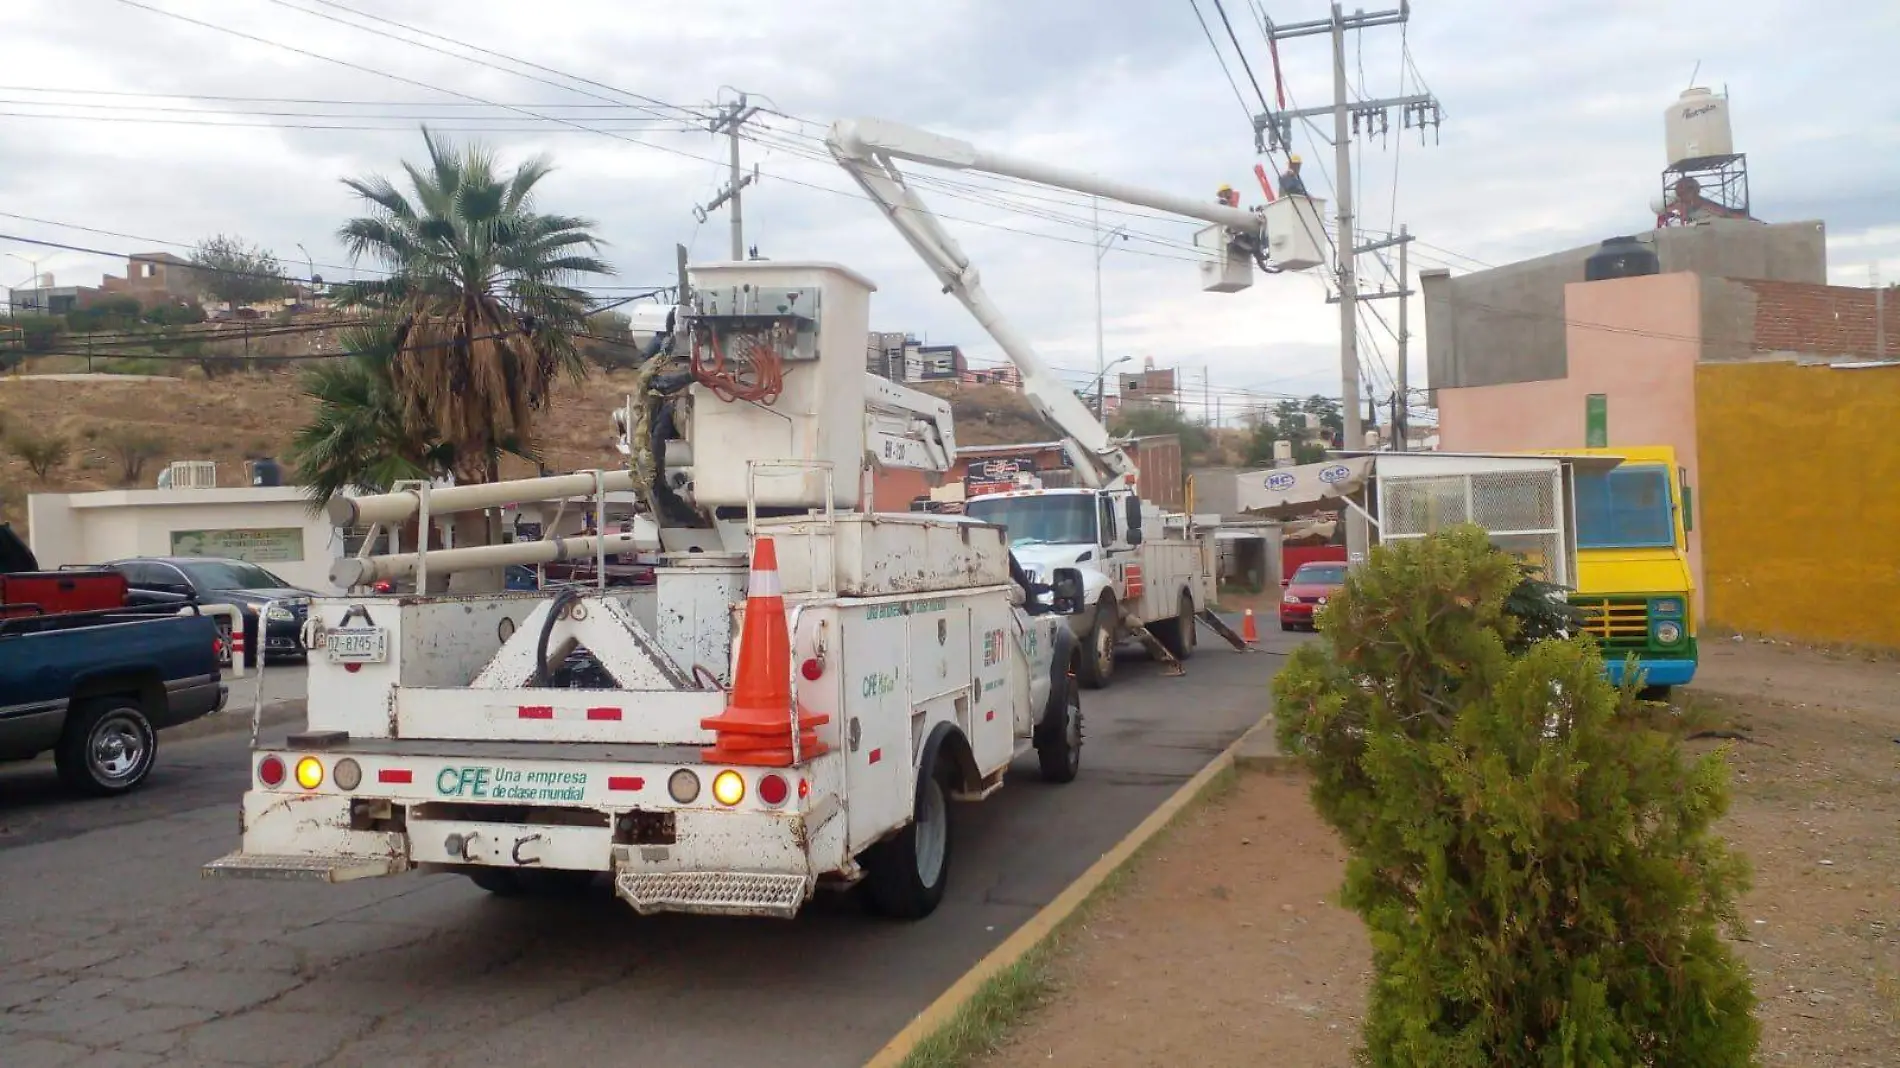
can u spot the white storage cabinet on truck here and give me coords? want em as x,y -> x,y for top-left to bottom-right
963,488 -> 1216,689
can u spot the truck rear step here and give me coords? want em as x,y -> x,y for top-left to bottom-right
203,851 -> 403,883
615,869 -> 811,919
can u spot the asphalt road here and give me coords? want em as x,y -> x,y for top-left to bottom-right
0,627 -> 1300,1068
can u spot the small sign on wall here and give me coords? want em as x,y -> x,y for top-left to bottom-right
170,527 -> 305,563
1585,393 -> 1609,448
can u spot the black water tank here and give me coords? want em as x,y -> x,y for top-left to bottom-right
1585,235 -> 1660,281
250,457 -> 283,487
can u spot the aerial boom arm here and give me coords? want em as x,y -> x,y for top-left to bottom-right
829,119 -> 1265,490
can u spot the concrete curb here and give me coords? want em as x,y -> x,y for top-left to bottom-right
863,712 -> 1283,1068
164,700 -> 306,744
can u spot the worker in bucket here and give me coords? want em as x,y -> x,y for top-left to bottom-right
1279,153 -> 1307,197
1216,184 -> 1240,208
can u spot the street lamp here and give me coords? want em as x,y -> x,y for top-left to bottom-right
1092,199 -> 1129,418
5,252 -> 59,312
295,243 -> 321,300
1082,354 -> 1134,417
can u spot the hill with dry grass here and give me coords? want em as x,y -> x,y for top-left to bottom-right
0,367 -> 1060,528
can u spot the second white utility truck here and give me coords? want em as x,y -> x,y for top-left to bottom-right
825,117 -> 1310,686
961,487 -> 1215,688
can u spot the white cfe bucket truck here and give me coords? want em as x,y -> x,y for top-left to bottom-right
204,118 -> 1310,921
824,118 -> 1307,687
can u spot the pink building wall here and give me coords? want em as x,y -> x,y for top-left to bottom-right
1435,272 -> 1707,614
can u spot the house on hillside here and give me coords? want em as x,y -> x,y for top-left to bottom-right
5,282 -> 97,316
7,252 -> 203,317
99,252 -> 202,305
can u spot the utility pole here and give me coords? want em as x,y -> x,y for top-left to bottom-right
699,94 -> 761,261
1326,229 -> 1414,447
1092,199 -> 1128,418
1395,223 -> 1410,450
1257,2 -> 1441,451
1329,7 -> 1360,448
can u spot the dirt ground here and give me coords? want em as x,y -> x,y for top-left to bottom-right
978,639 -> 1900,1067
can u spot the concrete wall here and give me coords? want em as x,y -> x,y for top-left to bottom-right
1435,272 -> 1708,613
1424,220 -> 1826,391
1693,361 -> 1900,648
1188,466 -> 1240,518
27,487 -> 346,591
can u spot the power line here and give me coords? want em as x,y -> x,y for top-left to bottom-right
0,85 -> 716,114
1,233 -> 326,288
267,0 -> 703,124
0,231 -> 668,306
0,99 -> 701,123
0,111 -> 702,134
0,211 -> 377,279
115,0 -> 1288,271
1209,0 -> 1276,115
24,326 -> 527,365
107,0 -> 1220,266
737,124 -> 1211,257
1186,0 -> 1259,125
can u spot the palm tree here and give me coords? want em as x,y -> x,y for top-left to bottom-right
332,126 -> 610,485
289,319 -> 542,503
286,320 -> 455,503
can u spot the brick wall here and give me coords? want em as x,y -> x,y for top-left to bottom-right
1739,279 -> 1895,359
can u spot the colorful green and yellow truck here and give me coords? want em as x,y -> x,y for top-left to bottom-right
1551,446 -> 1698,696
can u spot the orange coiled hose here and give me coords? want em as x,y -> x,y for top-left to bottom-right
691,325 -> 785,405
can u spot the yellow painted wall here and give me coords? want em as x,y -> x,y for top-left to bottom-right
1694,362 -> 1900,648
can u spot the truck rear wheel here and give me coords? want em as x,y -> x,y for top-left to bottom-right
1076,599 -> 1117,690
1151,591 -> 1197,661
55,698 -> 157,797
862,753 -> 955,920
1036,673 -> 1082,783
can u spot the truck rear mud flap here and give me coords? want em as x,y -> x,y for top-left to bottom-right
615,870 -> 812,919
202,850 -> 405,884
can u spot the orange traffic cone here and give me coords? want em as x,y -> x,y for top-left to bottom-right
701,537 -> 830,767
1241,608 -> 1259,645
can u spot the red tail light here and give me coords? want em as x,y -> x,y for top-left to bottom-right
758,774 -> 789,806
800,657 -> 824,681
258,755 -> 286,787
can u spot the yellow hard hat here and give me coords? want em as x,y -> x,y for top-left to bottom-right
1288,153 -> 1302,164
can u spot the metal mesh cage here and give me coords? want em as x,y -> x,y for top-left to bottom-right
1470,470 -> 1558,531
1378,469 -> 1569,586
1491,532 -> 1566,585
1383,475 -> 1470,536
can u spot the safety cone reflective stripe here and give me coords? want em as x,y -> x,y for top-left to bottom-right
1241,608 -> 1258,645
700,536 -> 830,768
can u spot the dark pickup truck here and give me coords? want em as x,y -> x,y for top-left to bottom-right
0,526 -> 228,795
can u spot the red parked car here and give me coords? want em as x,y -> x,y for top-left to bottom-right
1279,561 -> 1347,631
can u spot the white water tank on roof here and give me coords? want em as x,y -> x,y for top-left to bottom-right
1665,87 -> 1733,166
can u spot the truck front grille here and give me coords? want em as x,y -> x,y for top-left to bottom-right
1574,597 -> 1649,649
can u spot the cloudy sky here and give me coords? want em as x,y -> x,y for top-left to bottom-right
2,0 -> 1895,423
